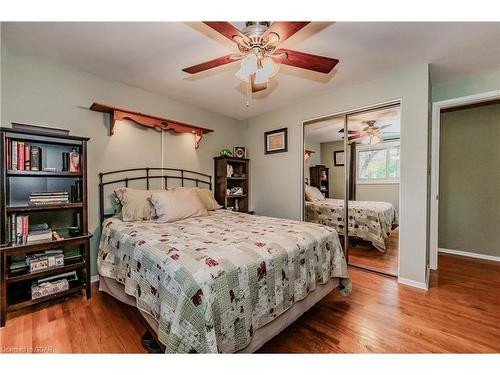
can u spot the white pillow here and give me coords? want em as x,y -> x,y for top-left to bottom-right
150,189 -> 208,223
305,185 -> 326,202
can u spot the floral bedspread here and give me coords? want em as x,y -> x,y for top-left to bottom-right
305,199 -> 397,252
97,210 -> 351,353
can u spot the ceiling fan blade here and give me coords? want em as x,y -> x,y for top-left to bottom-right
339,129 -> 360,134
182,54 -> 243,74
250,74 -> 268,93
262,22 -> 310,44
272,48 -> 339,74
347,135 -> 360,141
203,22 -> 250,44
376,124 -> 392,131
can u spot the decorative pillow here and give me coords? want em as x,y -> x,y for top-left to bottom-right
169,187 -> 222,211
114,188 -> 163,221
305,185 -> 326,202
196,188 -> 222,211
150,189 -> 208,223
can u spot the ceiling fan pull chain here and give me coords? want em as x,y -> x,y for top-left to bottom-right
246,79 -> 252,107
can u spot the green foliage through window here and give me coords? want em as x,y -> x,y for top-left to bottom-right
358,145 -> 400,181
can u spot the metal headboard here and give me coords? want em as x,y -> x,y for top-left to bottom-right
98,167 -> 212,224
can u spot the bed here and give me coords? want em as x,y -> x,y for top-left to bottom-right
305,198 -> 397,252
96,168 -> 351,353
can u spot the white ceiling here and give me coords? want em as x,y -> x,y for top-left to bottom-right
305,106 -> 401,143
2,22 -> 499,120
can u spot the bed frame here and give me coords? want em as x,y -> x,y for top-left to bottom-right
98,167 -> 212,225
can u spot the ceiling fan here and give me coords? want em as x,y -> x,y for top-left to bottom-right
339,120 -> 391,145
182,22 -> 339,105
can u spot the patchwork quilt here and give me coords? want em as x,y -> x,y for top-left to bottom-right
97,210 -> 351,353
305,199 -> 397,252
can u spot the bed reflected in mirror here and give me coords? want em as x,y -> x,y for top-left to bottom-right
304,114 -> 348,252
345,105 -> 400,276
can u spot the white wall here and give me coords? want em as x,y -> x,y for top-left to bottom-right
242,64 -> 430,286
1,46 -> 244,275
357,184 -> 400,212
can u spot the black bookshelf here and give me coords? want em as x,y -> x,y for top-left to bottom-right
0,126 -> 91,327
213,156 -> 250,213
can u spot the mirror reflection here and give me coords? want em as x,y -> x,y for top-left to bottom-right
303,104 -> 400,276
345,106 -> 400,275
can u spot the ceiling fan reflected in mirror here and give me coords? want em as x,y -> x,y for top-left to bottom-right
339,120 -> 391,145
182,22 -> 339,106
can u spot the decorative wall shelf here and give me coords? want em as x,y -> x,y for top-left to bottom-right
90,103 -> 214,148
304,149 -> 315,161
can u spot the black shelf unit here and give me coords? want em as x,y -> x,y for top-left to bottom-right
213,156 -> 250,213
0,126 -> 91,327
310,165 -> 330,198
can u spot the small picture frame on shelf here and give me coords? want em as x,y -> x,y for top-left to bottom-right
233,146 -> 247,158
264,127 -> 288,154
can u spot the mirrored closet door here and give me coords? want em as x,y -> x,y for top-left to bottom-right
345,104 -> 400,276
303,103 -> 401,276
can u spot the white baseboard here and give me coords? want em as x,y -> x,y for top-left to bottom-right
398,277 -> 428,290
91,275 -> 100,283
438,248 -> 500,262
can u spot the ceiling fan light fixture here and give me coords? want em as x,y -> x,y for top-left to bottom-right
253,58 -> 279,85
371,135 -> 381,145
235,54 -> 258,82
361,134 -> 381,145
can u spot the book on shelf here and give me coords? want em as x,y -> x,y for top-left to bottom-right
24,144 -> 31,170
29,191 -> 69,205
27,229 -> 53,243
17,141 -> 25,171
6,140 -> 42,171
10,213 -> 16,243
9,259 -> 28,274
10,214 -> 30,244
64,248 -> 82,262
30,146 -> 41,171
6,139 -> 11,170
11,140 -> 18,170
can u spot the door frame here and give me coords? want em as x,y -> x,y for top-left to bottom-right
429,90 -> 500,270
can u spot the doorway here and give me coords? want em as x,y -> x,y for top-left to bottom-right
430,92 -> 500,269
302,102 -> 401,277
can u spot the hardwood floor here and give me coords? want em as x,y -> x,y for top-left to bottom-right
1,253 -> 499,353
348,228 -> 399,276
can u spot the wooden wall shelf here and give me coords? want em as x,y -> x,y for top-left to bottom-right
90,103 -> 214,148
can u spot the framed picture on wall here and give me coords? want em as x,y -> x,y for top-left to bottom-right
334,150 -> 345,166
264,127 -> 288,154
